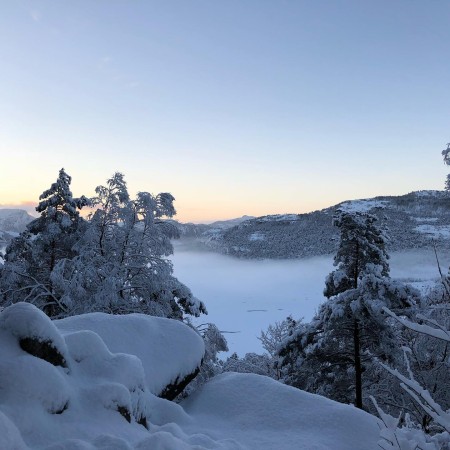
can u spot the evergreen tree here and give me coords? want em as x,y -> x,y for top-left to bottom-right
0,169 -> 89,316
278,210 -> 419,410
323,211 -> 389,298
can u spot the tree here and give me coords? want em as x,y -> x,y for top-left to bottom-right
372,305 -> 450,448
51,173 -> 207,318
0,169 -> 89,317
278,210 -> 419,410
442,143 -> 450,192
1,170 -> 206,320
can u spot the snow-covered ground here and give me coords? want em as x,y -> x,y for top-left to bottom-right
0,302 -> 383,450
172,243 -> 450,356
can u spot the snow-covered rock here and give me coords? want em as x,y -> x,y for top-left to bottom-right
0,302 -> 69,368
55,312 -> 205,398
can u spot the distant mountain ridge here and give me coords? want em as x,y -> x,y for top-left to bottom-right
173,191 -> 450,259
0,209 -> 35,249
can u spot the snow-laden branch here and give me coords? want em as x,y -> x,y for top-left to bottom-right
380,360 -> 450,433
382,307 -> 450,343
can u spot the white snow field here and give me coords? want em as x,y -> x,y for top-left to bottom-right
172,243 -> 450,356
0,302 -> 383,450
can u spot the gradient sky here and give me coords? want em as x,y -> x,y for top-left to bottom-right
1,1 -> 449,222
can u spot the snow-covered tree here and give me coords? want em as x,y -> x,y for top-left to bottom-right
323,211 -> 389,298
259,317 -> 293,358
52,173 -> 207,318
1,171 -> 206,320
222,352 -> 277,378
0,169 -> 89,317
278,210 -> 419,410
442,142 -> 450,166
373,270 -> 450,434
442,143 -> 450,192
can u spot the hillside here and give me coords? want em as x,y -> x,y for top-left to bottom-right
0,209 -> 34,249
174,191 -> 450,259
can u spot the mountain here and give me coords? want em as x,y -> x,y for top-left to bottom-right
174,191 -> 450,259
0,209 -> 34,233
170,215 -> 255,241
0,209 -> 34,249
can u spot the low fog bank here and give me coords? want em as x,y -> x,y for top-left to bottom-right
172,241 -> 450,356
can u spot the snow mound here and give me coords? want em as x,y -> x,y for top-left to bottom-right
55,312 -> 205,397
182,372 -> 381,450
0,303 -> 383,449
0,302 -> 69,367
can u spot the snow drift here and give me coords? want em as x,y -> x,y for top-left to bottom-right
0,303 -> 382,449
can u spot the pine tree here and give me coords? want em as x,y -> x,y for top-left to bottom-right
278,210 -> 419,410
0,169 -> 89,316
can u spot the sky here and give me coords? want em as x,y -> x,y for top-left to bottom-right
0,1 -> 449,223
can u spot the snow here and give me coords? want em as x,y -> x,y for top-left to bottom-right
414,217 -> 439,222
256,214 -> 299,222
414,224 -> 450,239
208,216 -> 255,229
182,372 -> 381,450
414,190 -> 443,197
0,302 -> 69,363
0,303 -> 383,449
248,232 -> 265,241
55,313 -> 205,396
339,199 -> 389,213
383,307 -> 450,343
172,245 -> 449,356
0,209 -> 34,233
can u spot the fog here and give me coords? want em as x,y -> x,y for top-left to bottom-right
172,241 -> 450,357
2,239 -> 449,357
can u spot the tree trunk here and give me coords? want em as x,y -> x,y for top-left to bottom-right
353,318 -> 363,409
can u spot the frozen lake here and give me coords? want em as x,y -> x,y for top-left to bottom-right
172,241 -> 450,356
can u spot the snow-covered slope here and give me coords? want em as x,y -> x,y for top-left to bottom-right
0,209 -> 34,250
182,372 -> 380,450
0,302 -> 383,449
0,209 -> 34,233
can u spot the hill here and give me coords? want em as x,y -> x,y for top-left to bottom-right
174,191 -> 450,259
0,209 -> 34,250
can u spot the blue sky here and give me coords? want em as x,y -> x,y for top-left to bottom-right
0,1 -> 449,222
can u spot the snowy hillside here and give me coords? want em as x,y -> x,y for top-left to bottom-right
0,209 -> 34,249
0,302 -> 384,449
0,209 -> 34,233
175,191 -> 450,259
